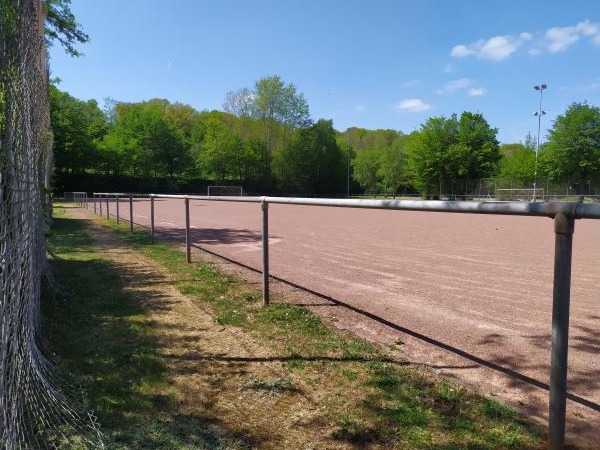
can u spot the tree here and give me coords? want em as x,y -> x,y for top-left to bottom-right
541,102 -> 600,194
223,87 -> 254,119
353,148 -> 382,194
44,0 -> 89,56
251,75 -> 311,172
100,99 -> 188,179
498,142 -> 535,187
282,119 -> 344,196
49,85 -> 107,174
408,112 -> 500,197
377,135 -> 409,195
407,117 -> 457,197
197,115 -> 243,182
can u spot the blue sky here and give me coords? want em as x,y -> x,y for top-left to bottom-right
49,0 -> 600,144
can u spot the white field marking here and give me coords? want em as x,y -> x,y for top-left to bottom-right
214,237 -> 282,252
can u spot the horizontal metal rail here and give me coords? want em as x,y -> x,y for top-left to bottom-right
92,192 -> 600,219
87,192 -> 600,450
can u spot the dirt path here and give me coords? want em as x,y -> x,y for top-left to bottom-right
66,207 -> 360,449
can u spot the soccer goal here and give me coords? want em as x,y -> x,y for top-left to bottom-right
494,188 -> 544,202
207,185 -> 244,196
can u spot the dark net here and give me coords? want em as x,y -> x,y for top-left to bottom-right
0,1 -> 103,448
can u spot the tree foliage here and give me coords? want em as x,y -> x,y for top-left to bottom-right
407,112 -> 501,197
282,119 -> 344,195
540,102 -> 600,194
44,0 -> 89,56
498,142 -> 535,187
49,85 -> 107,174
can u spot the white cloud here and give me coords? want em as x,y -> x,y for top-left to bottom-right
450,34 -> 525,61
450,44 -> 473,58
403,79 -> 422,88
449,20 -> 600,60
443,63 -> 454,73
445,77 -> 473,91
468,87 -> 486,97
520,32 -> 533,41
394,98 -> 431,112
546,20 -> 600,53
436,78 -> 486,97
481,36 -> 520,60
546,26 -> 580,52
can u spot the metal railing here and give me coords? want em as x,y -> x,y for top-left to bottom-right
74,191 -> 600,450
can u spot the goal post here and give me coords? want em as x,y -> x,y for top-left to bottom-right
207,185 -> 244,196
494,188 -> 544,202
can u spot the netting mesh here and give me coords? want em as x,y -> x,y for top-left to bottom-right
1,1 -> 103,448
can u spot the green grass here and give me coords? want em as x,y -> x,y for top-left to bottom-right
45,203 -> 547,449
45,209 -> 253,449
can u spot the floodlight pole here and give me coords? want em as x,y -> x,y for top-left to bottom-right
533,84 -> 547,202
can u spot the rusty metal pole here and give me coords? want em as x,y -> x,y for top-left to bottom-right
94,194 -> 97,214
116,194 -> 120,225
150,195 -> 155,239
98,194 -> 102,216
185,197 -> 191,263
548,208 -> 575,450
105,194 -> 109,219
129,195 -> 134,232
262,199 -> 270,306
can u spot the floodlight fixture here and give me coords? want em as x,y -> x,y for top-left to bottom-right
532,84 -> 548,201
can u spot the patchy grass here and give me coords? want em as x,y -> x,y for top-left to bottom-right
45,209 -> 253,449
44,203 -> 547,449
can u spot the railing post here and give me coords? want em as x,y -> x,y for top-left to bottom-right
261,198 -> 270,306
105,194 -> 109,219
99,194 -> 102,216
129,195 -> 134,232
185,197 -> 191,263
548,208 -> 575,450
116,194 -> 120,225
150,195 -> 155,239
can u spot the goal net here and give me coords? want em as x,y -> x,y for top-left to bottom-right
207,185 -> 244,196
494,188 -> 544,202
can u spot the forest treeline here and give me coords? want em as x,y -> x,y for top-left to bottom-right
49,76 -> 600,197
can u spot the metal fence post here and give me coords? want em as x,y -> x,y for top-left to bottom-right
261,199 -> 270,306
93,194 -> 97,213
150,195 -> 155,239
185,197 -> 191,263
106,194 -> 109,219
99,194 -> 102,216
116,194 -> 120,224
129,195 -> 134,232
548,208 -> 575,450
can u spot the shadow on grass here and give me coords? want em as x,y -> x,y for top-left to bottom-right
44,216 -> 256,450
